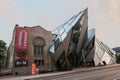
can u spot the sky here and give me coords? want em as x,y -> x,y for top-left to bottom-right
0,0 -> 120,48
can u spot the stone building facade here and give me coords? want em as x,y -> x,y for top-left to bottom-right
8,25 -> 56,75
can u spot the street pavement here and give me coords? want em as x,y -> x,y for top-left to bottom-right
1,64 -> 120,80
33,66 -> 120,80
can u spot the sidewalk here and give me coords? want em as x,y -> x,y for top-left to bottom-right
0,64 -> 120,80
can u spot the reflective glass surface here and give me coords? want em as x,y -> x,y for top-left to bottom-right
49,10 -> 85,53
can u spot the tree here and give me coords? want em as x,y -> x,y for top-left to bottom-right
113,47 -> 120,53
112,47 -> 120,63
116,55 -> 120,63
0,40 -> 6,60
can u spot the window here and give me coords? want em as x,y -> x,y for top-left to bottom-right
55,38 -> 60,49
34,46 -> 44,56
86,37 -> 94,53
34,46 -> 37,56
33,37 -> 45,56
41,60 -> 44,66
34,60 -> 44,66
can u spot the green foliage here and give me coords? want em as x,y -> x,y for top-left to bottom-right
0,40 -> 6,60
112,47 -> 120,63
113,47 -> 120,53
0,40 -> 6,49
116,55 -> 120,63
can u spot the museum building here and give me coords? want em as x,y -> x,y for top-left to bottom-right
7,8 -> 116,75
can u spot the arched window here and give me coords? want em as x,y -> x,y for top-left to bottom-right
33,37 -> 45,66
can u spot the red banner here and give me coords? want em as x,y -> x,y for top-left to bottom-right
15,27 -> 28,67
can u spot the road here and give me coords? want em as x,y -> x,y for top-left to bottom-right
30,66 -> 120,80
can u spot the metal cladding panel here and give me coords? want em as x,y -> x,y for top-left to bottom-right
15,27 -> 29,67
49,10 -> 85,54
88,29 -> 95,42
94,54 -> 100,66
85,46 -> 95,62
76,8 -> 88,54
49,11 -> 85,57
97,49 -> 105,58
51,29 -> 73,64
48,29 -> 73,70
94,39 -> 116,66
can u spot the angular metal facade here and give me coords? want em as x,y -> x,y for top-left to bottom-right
49,8 -> 116,70
49,8 -> 96,70
94,39 -> 116,66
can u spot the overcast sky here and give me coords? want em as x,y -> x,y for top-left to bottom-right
0,0 -> 120,48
